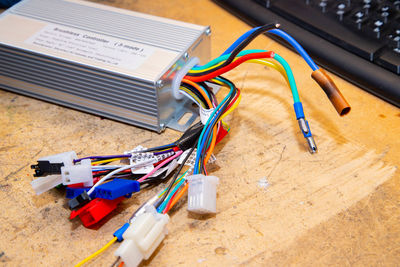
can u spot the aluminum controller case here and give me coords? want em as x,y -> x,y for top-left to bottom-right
0,0 -> 210,132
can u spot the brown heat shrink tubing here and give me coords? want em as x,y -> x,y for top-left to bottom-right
311,69 -> 351,116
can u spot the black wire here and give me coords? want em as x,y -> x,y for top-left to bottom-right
181,82 -> 210,109
187,23 -> 278,77
135,143 -> 176,153
199,81 -> 218,106
154,144 -> 197,209
110,256 -> 120,267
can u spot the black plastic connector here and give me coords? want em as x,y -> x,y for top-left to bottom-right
68,191 -> 91,210
31,161 -> 64,177
176,121 -> 204,151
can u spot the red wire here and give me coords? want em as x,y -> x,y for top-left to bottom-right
184,52 -> 275,82
225,88 -> 241,110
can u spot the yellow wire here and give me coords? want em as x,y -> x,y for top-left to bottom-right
210,78 -> 225,86
75,237 -> 118,267
158,174 -> 186,197
180,86 -> 206,108
91,158 -> 126,165
247,59 -> 289,85
189,61 -> 225,73
219,93 -> 242,122
221,120 -> 230,130
189,58 -> 288,86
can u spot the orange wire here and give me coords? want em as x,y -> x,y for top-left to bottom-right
182,79 -> 213,108
164,183 -> 189,213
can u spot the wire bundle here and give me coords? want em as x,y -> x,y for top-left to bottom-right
33,24 -> 349,267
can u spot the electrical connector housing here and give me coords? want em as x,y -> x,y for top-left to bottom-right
31,151 -> 77,177
70,196 -> 125,227
68,191 -> 91,210
61,159 -> 93,187
95,179 -> 140,200
115,205 -> 169,267
187,174 -> 219,214
30,151 -> 77,195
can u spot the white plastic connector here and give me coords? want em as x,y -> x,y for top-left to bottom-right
37,151 -> 77,166
31,151 -> 77,195
115,205 -> 169,267
187,174 -> 219,214
61,159 -> 93,186
31,175 -> 63,195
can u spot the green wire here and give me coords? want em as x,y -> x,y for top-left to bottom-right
192,49 -> 266,70
194,77 -> 235,174
158,171 -> 187,197
273,53 -> 300,103
192,49 -> 300,103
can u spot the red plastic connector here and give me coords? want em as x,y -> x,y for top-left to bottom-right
70,196 -> 125,227
216,124 -> 229,145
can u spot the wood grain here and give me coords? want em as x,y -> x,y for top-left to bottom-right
0,0 -> 399,266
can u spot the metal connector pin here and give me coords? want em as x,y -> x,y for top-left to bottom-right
306,136 -> 318,154
298,118 -> 309,134
297,118 -> 318,154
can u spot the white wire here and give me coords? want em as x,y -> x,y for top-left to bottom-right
180,90 -> 202,107
92,165 -> 126,170
87,159 -> 155,195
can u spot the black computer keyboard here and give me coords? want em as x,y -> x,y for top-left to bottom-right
214,0 -> 400,108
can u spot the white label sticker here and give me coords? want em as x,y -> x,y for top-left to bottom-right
25,25 -> 153,70
200,107 -> 215,125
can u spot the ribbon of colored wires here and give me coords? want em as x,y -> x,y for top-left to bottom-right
187,23 -> 278,76
155,145 -> 196,210
137,150 -> 183,183
194,76 -> 237,175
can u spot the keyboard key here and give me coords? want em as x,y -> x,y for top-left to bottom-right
349,9 -> 369,30
367,18 -> 387,38
269,1 -> 385,60
216,0 -> 400,107
386,27 -> 400,47
375,48 -> 400,73
361,0 -> 378,15
334,2 -> 352,21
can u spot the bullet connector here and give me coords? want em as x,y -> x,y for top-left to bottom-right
297,118 -> 317,154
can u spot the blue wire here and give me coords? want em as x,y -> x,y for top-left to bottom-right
194,78 -> 235,174
268,29 -> 319,71
157,177 -> 186,212
212,26 -> 319,71
221,27 -> 261,56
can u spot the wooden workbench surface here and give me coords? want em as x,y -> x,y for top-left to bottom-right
1,0 -> 399,266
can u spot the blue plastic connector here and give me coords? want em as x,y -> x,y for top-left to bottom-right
293,102 -> 317,153
94,179 -> 140,200
66,187 -> 89,199
293,102 -> 305,119
113,222 -> 130,242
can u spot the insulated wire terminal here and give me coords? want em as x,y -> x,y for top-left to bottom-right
293,102 -> 317,154
297,117 -> 317,153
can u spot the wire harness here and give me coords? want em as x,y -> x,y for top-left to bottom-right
114,205 -> 169,267
28,24 -> 351,267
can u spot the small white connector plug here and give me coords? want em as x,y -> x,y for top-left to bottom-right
30,151 -> 77,195
187,174 -> 219,214
38,151 -> 77,166
115,205 -> 169,267
31,175 -> 64,195
61,159 -> 93,186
